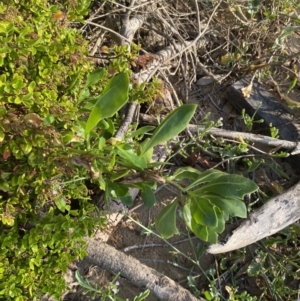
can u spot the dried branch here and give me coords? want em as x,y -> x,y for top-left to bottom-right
85,20 -> 133,44
187,124 -> 300,155
120,15 -> 146,46
115,102 -> 138,139
86,240 -> 206,301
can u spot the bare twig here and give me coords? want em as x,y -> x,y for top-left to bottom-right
188,124 -> 300,155
115,102 -> 138,139
122,237 -> 197,252
121,15 -> 146,46
85,20 -> 133,44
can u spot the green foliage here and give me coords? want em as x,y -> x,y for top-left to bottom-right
156,169 -> 258,243
155,199 -> 179,239
240,107 -> 264,132
85,72 -> 130,134
0,0 -> 199,296
269,123 -> 280,138
140,104 -> 197,156
246,228 -> 300,300
75,270 -> 150,301
0,212 -> 96,300
0,0 -> 112,299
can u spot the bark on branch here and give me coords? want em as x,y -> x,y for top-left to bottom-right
86,239 -> 205,301
187,125 -> 300,155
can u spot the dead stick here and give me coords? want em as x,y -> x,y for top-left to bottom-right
115,102 -> 138,139
188,125 -> 300,155
86,240 -> 205,301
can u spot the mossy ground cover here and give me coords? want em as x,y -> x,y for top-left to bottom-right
0,1 -> 106,299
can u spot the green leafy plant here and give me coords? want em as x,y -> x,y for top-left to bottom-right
240,106 -> 264,132
74,69 -> 198,207
85,72 -> 130,135
139,104 -> 197,157
75,271 -> 150,301
246,228 -> 300,300
155,168 -> 258,243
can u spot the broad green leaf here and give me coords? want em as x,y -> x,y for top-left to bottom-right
168,166 -> 203,182
119,195 -> 133,206
279,26 -> 300,40
98,137 -> 106,150
108,152 -> 116,171
141,185 -> 156,208
85,68 -> 105,88
0,21 -> 14,34
187,275 -> 197,289
211,208 -> 225,234
55,198 -> 66,213
131,181 -> 157,191
28,81 -> 36,93
155,199 -> 179,239
110,169 -> 130,181
247,261 -> 264,277
78,88 -> 90,103
204,194 -> 247,218
102,118 -> 115,138
43,115 -> 55,125
85,73 -> 129,134
1,214 -> 14,226
116,147 -> 147,170
105,181 -> 129,200
245,158 -> 263,172
70,210 -> 79,216
138,138 -> 153,164
20,141 -> 32,155
0,105 -> 6,116
182,199 -> 192,229
206,227 -> 218,243
81,96 -> 98,111
0,179 -> 10,192
194,174 -> 258,199
129,126 -> 156,138
78,69 -> 106,103
140,104 -> 197,156
98,119 -> 110,129
191,197 -> 217,227
191,219 -> 208,241
185,169 -> 224,191
191,220 -> 218,243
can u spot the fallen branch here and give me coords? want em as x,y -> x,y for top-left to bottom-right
208,180 -> 300,254
139,116 -> 300,155
187,124 -> 300,155
115,102 -> 138,139
121,15 -> 145,46
86,239 -> 205,301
